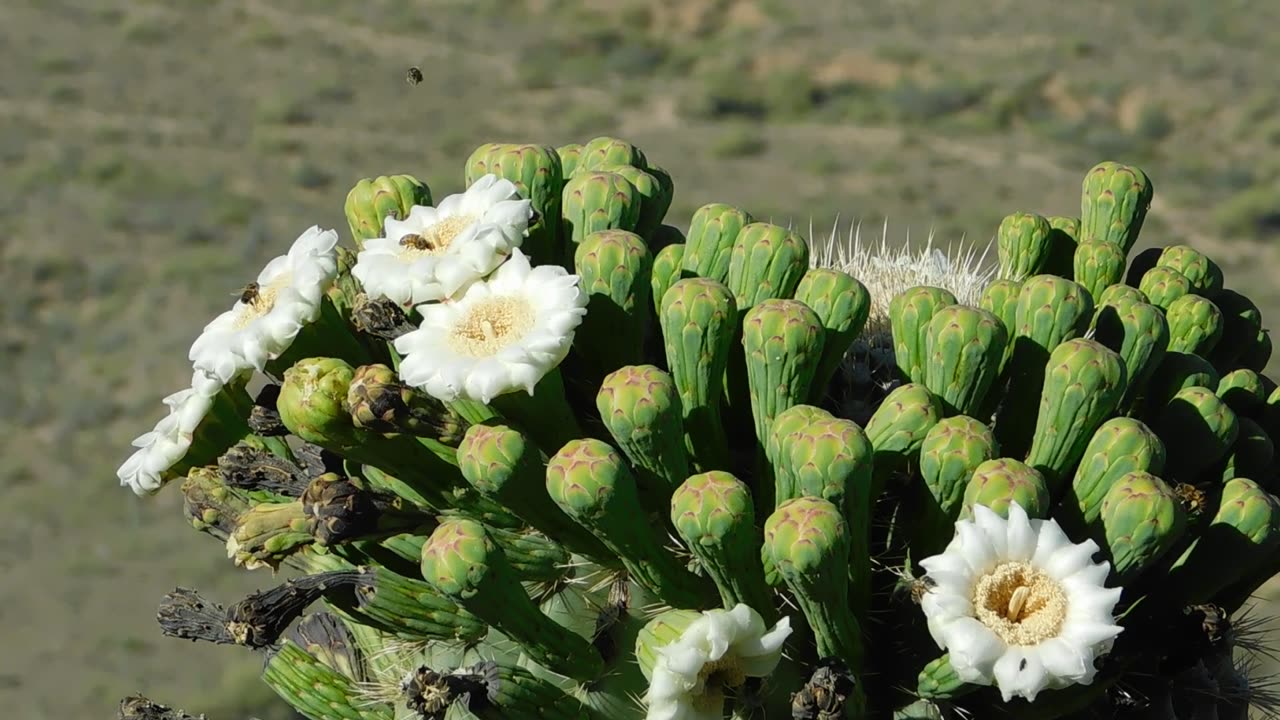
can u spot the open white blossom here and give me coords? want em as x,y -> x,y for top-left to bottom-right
352,174 -> 532,306
644,604 -> 792,720
919,502 -> 1123,702
116,378 -> 216,496
189,226 -> 339,383
393,248 -> 586,403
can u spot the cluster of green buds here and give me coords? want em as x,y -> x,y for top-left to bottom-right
116,139 -> 1280,720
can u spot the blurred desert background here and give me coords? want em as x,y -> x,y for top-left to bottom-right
3,0 -> 1279,717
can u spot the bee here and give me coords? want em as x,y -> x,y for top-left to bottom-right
234,282 -> 261,306
406,66 -> 424,85
910,575 -> 936,605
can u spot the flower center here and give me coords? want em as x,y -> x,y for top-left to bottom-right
972,561 -> 1068,645
689,658 -> 745,714
447,296 -> 536,357
232,274 -> 291,329
398,214 -> 477,259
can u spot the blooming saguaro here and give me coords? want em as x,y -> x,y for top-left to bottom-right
919,502 -> 1123,701
352,174 -> 533,307
116,139 -> 1280,720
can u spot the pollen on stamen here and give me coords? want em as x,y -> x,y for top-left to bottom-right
398,215 -> 477,258
447,296 -> 536,358
973,561 -> 1069,646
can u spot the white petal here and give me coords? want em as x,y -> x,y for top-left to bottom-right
1030,516 -> 1075,568
954,520 -> 997,576
992,647 -> 1050,702
970,503 -> 1009,559
1004,502 -> 1038,562
938,616 -> 1005,678
1042,537 -> 1101,580
1033,638 -> 1089,682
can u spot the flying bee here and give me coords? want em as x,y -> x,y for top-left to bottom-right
406,66 -> 424,85
234,282 -> 261,306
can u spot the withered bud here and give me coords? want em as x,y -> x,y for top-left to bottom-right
352,293 -> 417,342
248,384 -> 288,436
285,612 -> 364,682
217,443 -> 309,496
157,574 -> 361,650
118,695 -> 207,720
301,473 -> 381,545
791,658 -> 857,720
295,442 -> 345,478
403,662 -> 500,719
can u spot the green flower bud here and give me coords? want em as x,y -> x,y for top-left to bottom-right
994,275 -> 1095,457
1217,369 -> 1267,415
1025,338 -> 1128,491
1097,471 -> 1187,582
763,496 -> 865,677
1062,417 -> 1166,532
1079,161 -> 1153,254
650,242 -> 688,320
1205,289 -> 1263,371
659,278 -> 738,472
1165,293 -> 1224,357
594,163 -> 671,239
576,135 -> 648,173
1155,386 -> 1239,482
1144,351 -> 1221,411
556,143 -> 583,177
912,416 -> 1000,556
1155,244 -> 1223,297
681,203 -> 753,284
561,170 -> 641,251
1041,216 -> 1080,278
670,472 -> 774,618
923,304 -> 1008,417
1096,283 -> 1148,308
1072,239 -> 1127,303
1138,266 -> 1192,311
456,421 -> 611,560
725,222 -> 811,312
1089,300 -> 1169,411
574,229 -> 654,376
546,439 -> 713,608
468,143 -> 566,266
343,174 -> 431,248
996,211 -> 1053,282
960,458 -> 1051,520
742,299 -> 826,459
597,365 -> 690,505
793,268 -> 872,403
891,286 -> 960,385
420,517 -> 605,681
1216,416 -> 1275,485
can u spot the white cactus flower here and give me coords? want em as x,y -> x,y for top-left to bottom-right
918,502 -> 1124,702
188,225 -> 340,384
393,248 -> 586,403
352,174 -> 532,307
642,604 -> 792,720
116,377 -> 216,496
